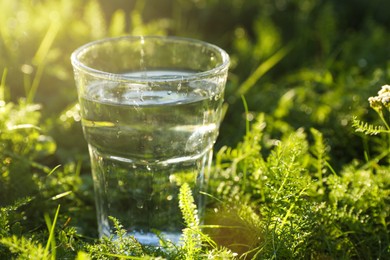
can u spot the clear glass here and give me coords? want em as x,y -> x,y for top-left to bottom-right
71,36 -> 229,245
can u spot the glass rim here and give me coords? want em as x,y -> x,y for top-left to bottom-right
70,35 -> 230,82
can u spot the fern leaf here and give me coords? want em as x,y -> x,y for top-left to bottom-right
310,128 -> 329,185
179,183 -> 199,228
179,183 -> 201,259
0,235 -> 48,259
352,117 -> 388,135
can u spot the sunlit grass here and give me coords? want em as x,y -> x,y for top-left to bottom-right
1,0 -> 390,259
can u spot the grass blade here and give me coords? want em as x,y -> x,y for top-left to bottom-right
236,43 -> 293,97
27,19 -> 60,103
0,68 -> 7,101
44,204 -> 61,259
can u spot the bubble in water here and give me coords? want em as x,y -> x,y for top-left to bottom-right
185,130 -> 204,152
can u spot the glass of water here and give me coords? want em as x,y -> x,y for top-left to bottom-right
71,36 -> 229,245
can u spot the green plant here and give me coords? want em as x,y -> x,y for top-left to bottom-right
1,0 -> 390,259
354,85 -> 390,134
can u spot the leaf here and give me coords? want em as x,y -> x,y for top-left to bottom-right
179,183 -> 199,228
84,0 -> 106,39
0,68 -> 7,101
352,117 -> 388,135
179,183 -> 201,258
109,9 -> 126,36
310,128 -> 330,187
0,235 -> 47,259
44,204 -> 61,259
76,251 -> 91,260
28,18 -> 61,104
236,43 -> 293,97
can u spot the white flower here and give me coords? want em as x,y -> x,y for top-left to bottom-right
369,85 -> 390,110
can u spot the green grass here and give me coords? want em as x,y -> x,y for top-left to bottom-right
1,0 -> 390,259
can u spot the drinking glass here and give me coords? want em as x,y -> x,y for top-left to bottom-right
71,36 -> 229,245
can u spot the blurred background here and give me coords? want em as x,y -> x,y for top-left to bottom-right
2,0 -> 390,165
